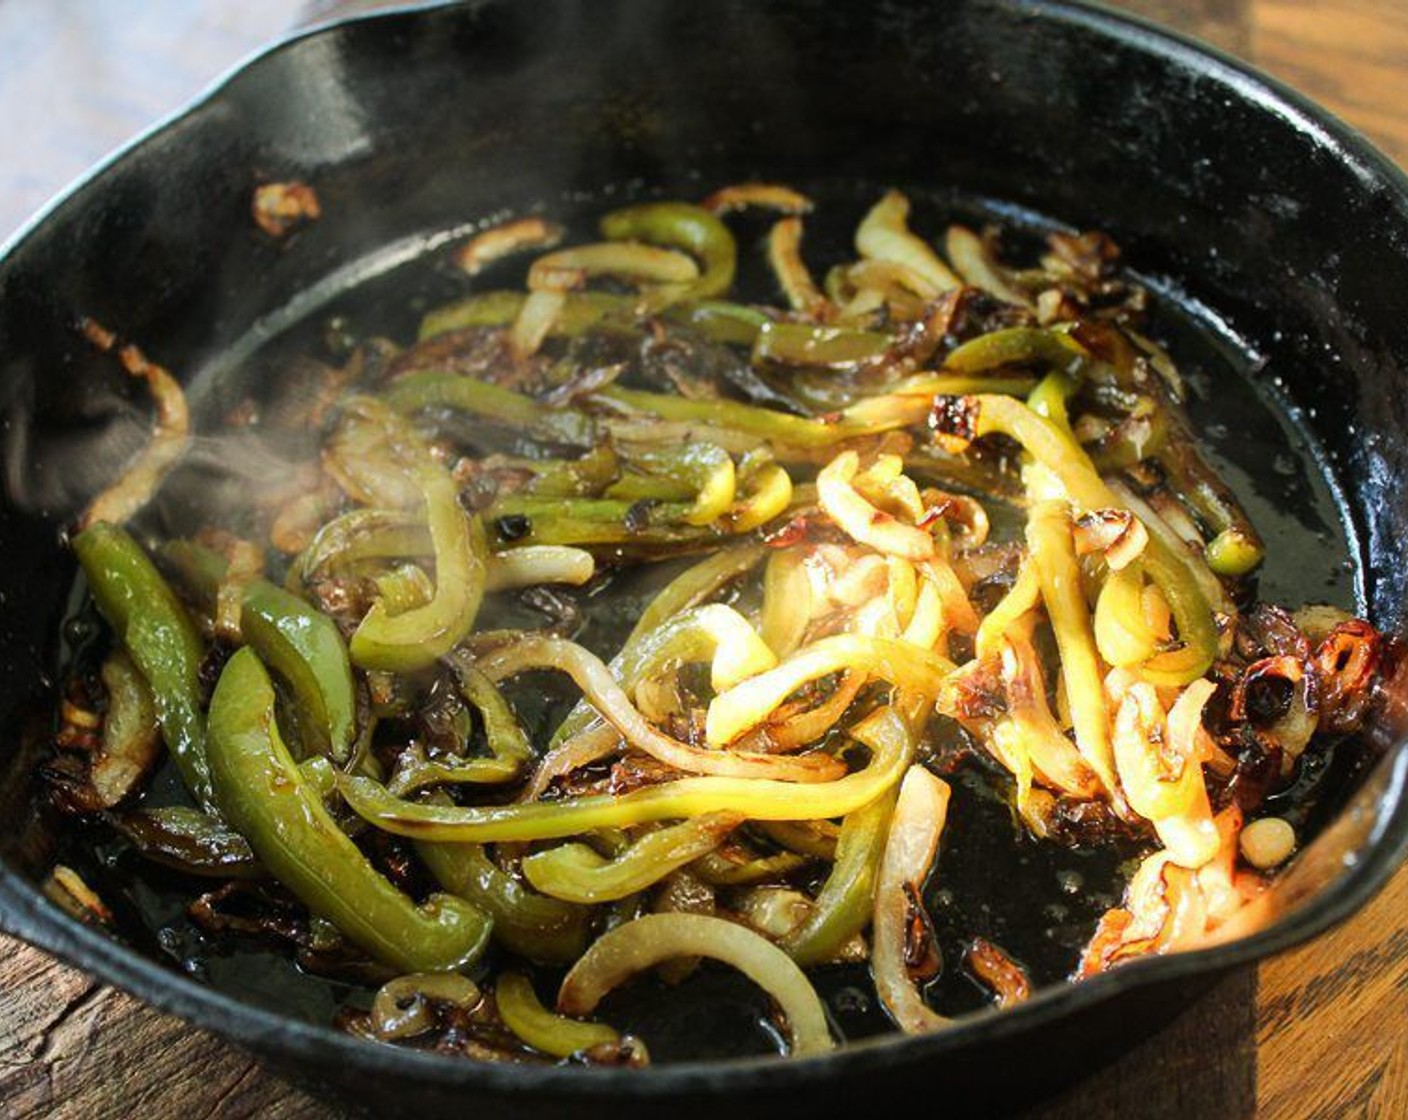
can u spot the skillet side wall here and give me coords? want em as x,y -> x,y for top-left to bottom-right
0,0 -> 1405,1112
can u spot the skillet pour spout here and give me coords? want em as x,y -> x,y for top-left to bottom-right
1,1 -> 1407,1115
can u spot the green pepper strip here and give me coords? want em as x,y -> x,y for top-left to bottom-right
599,202 -> 737,305
496,972 -> 621,1058
339,703 -> 914,844
351,469 -> 488,672
483,495 -> 712,552
1156,438 -> 1265,576
446,653 -> 535,769
551,543 -> 767,747
592,386 -> 866,448
752,322 -> 891,368
944,327 -> 1088,375
111,805 -> 260,879
417,290 -> 632,343
1026,501 -> 1118,797
207,649 -> 490,972
662,300 -> 771,347
74,524 -> 213,809
782,786 -> 899,966
384,370 -> 597,448
522,812 -> 742,904
416,837 -> 590,964
607,443 -> 736,526
961,394 -> 1217,685
162,542 -> 357,761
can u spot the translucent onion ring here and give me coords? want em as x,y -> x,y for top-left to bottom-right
557,913 -> 834,1056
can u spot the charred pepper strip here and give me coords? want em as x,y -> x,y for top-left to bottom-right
943,327 -> 1088,375
662,300 -> 771,347
207,648 -> 491,973
384,371 -> 596,448
752,322 -> 891,368
73,523 -> 213,810
350,468 -> 488,673
599,202 -> 737,304
162,542 -> 356,760
417,290 -> 631,343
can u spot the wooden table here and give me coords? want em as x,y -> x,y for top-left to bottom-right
0,2 -> 1405,1117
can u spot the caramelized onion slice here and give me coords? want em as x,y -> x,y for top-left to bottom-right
817,451 -> 935,560
76,324 -> 192,530
453,217 -> 564,276
477,634 -> 836,782
873,766 -> 951,1034
558,914 -> 834,1056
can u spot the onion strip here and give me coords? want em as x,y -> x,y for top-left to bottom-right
558,914 -> 834,1056
873,766 -> 952,1034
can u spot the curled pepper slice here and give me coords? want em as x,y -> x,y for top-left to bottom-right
208,648 -> 490,973
350,468 -> 488,673
73,523 -> 213,810
599,202 -> 737,304
162,541 -> 356,760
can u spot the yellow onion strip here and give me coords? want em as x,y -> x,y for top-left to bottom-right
942,394 -> 1218,684
1094,561 -> 1164,668
522,813 -> 743,904
339,703 -> 913,844
485,545 -> 595,591
528,242 -> 700,292
509,289 -> 566,359
370,973 -> 480,1040
1000,632 -> 1100,798
558,914 -> 834,1056
1111,680 -> 1219,868
818,451 -> 935,560
854,190 -> 959,294
701,182 -> 814,215
452,217 -> 564,275
975,557 -> 1041,661
1027,501 -> 1117,797
761,549 -> 812,658
767,218 -> 830,316
944,225 -> 1032,307
873,765 -> 952,1034
706,635 -> 955,746
723,460 -> 793,533
474,634 -> 834,782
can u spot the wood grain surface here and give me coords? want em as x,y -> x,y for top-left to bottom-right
1,2 -> 1406,1118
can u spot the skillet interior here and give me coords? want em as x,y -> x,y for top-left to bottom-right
1,0 -> 1406,1113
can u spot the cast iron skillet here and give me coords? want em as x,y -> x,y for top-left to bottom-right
2,0 -> 1407,1115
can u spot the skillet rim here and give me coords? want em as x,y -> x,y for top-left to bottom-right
1,0 -> 1407,1094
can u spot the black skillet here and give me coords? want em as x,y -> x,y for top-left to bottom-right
1,1 -> 1407,1116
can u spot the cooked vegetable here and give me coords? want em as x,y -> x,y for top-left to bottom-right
207,649 -> 491,973
73,523 -> 212,809
558,913 -> 834,1056
48,187 -> 1386,1066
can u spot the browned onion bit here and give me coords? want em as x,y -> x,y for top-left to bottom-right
965,938 -> 1031,1007
252,180 -> 322,239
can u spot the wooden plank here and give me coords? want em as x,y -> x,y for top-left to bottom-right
1257,862 -> 1408,1119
